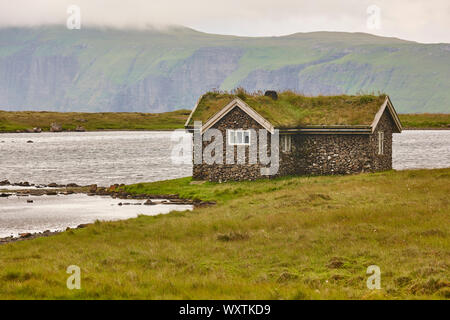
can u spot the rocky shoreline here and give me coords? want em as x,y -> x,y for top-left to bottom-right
0,181 -> 215,245
0,223 -> 101,245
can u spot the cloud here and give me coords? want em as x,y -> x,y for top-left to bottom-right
0,0 -> 449,43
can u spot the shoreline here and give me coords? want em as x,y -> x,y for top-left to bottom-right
0,182 -> 215,244
0,128 -> 180,134
0,128 -> 449,134
402,127 -> 450,130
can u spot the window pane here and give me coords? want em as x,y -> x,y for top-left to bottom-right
229,131 -> 235,144
237,131 -> 243,144
244,131 -> 250,144
378,131 -> 384,155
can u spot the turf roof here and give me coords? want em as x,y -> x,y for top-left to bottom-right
186,91 -> 387,128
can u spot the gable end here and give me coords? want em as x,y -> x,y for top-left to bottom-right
371,96 -> 402,133
200,98 -> 275,134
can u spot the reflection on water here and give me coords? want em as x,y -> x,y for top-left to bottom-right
0,194 -> 192,238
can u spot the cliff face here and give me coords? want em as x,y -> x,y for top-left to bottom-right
0,26 -> 449,113
112,47 -> 244,112
0,50 -> 78,109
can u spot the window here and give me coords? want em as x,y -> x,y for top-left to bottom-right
378,131 -> 384,155
228,129 -> 251,146
281,135 -> 292,153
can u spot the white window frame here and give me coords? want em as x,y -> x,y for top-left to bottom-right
378,131 -> 384,155
281,135 -> 292,153
227,129 -> 251,146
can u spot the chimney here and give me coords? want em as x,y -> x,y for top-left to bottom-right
264,90 -> 278,100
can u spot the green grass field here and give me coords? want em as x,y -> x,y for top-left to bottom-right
0,169 -> 449,299
0,110 -> 190,132
0,110 -> 448,132
399,113 -> 450,129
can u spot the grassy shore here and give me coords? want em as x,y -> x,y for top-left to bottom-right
0,110 -> 190,132
0,110 -> 449,132
399,113 -> 450,129
0,168 -> 449,299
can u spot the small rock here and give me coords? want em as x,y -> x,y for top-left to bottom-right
0,193 -> 12,197
50,123 -> 63,132
66,183 -> 79,188
143,199 -> 155,205
27,140 -> 33,143
77,224 -> 89,229
75,126 -> 86,132
27,200 -> 33,203
19,233 -> 32,238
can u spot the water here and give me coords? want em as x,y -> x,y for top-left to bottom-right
0,130 -> 449,186
0,194 -> 192,238
0,131 -> 192,186
392,130 -> 450,170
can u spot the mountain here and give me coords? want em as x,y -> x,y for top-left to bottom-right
0,25 -> 449,113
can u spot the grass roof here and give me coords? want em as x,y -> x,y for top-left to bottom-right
186,90 -> 387,128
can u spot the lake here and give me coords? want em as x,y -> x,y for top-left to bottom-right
0,194 -> 192,238
0,130 -> 449,186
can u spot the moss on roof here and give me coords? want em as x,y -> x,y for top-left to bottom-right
187,91 -> 387,128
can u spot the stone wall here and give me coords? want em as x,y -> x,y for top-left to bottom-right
290,134 -> 372,175
193,107 -> 395,181
193,106 -> 266,181
369,109 -> 394,171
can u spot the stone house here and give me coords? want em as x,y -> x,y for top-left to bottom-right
185,91 -> 402,181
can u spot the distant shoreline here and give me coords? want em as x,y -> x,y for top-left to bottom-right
0,110 -> 449,132
1,128 -> 449,134
403,127 -> 450,130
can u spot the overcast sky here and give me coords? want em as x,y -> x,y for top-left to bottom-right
1,0 -> 449,43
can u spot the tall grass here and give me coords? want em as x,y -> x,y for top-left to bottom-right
0,169 -> 448,299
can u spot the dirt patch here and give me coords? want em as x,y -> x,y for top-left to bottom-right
277,272 -> 299,283
308,193 -> 332,201
420,229 -> 446,237
327,257 -> 345,269
217,231 -> 249,242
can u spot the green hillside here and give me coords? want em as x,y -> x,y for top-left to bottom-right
0,26 -> 449,113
